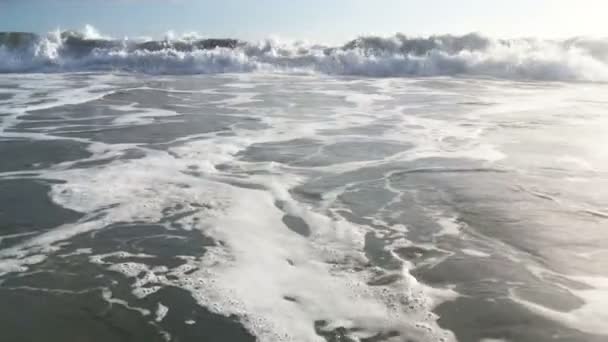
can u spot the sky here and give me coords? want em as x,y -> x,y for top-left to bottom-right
1,0 -> 608,43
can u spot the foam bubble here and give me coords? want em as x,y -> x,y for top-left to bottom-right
0,254 -> 45,275
101,288 -> 151,316
34,144 -> 456,341
511,274 -> 608,336
109,102 -> 182,126
461,249 -> 491,258
155,303 -> 169,322
434,215 -> 464,237
0,74 -> 503,341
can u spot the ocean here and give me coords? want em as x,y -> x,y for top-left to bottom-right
1,31 -> 608,342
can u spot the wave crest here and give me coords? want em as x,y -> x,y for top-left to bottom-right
1,27 -> 608,81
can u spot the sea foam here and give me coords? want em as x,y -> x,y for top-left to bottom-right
1,27 -> 608,81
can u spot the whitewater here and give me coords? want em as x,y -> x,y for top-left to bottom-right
1,26 -> 608,81
1,26 -> 608,342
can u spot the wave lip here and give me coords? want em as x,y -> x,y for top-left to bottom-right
2,27 -> 608,81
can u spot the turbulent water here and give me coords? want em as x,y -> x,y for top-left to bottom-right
1,28 -> 608,342
2,27 -> 608,81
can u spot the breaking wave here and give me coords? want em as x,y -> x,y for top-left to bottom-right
2,26 -> 608,81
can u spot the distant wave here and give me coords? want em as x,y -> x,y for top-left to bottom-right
2,26 -> 608,81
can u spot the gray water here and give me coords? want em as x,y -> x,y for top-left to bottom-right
0,73 -> 607,342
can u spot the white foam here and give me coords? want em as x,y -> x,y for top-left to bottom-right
101,288 -> 151,316
0,254 -> 46,275
0,74 -> 510,341
557,155 -> 596,172
211,91 -> 262,108
511,273 -> 608,336
434,215 -> 464,237
0,75 -> 119,137
59,248 -> 93,257
0,232 -> 39,245
109,103 -> 182,126
82,25 -> 110,40
149,173 -> 454,341
30,142 -> 455,341
461,249 -> 491,258
155,303 -> 169,322
3,28 -> 608,81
